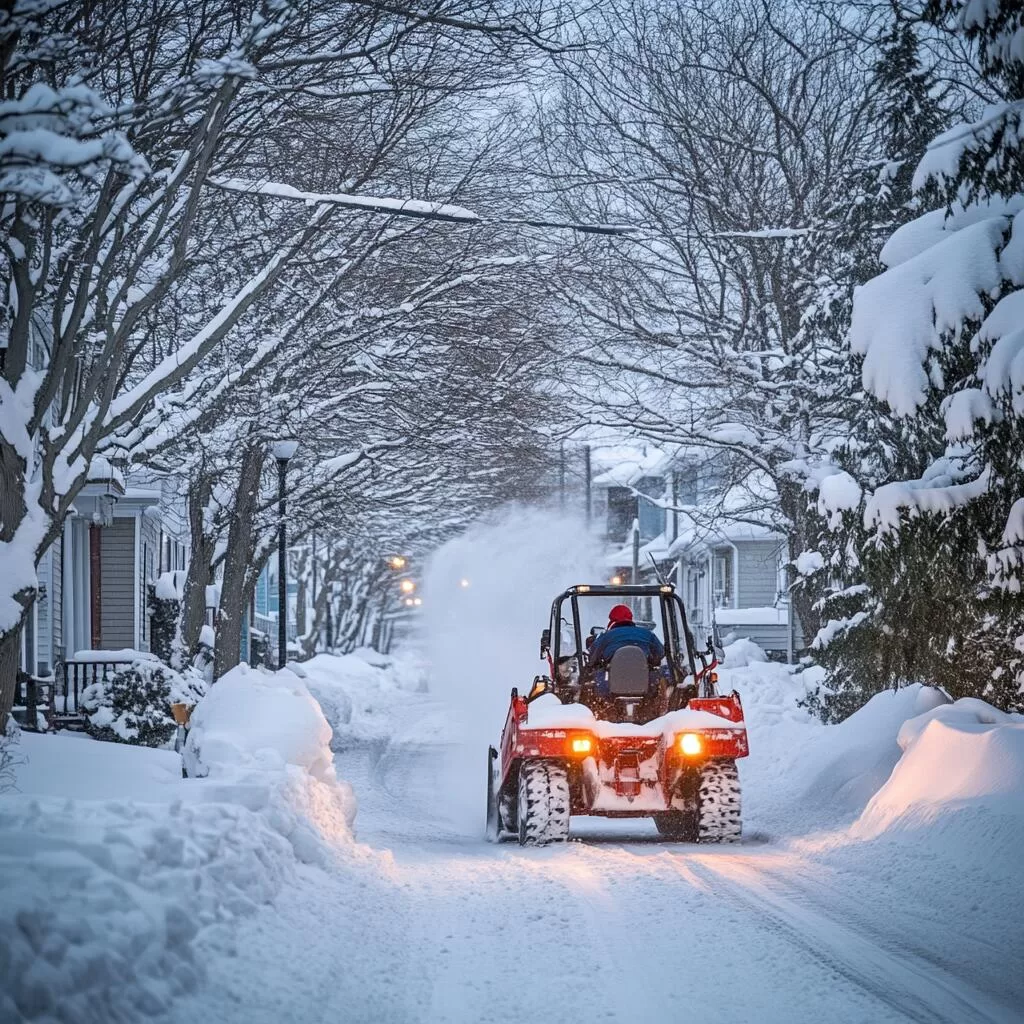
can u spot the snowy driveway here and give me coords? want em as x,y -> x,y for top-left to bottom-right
165,712 -> 1021,1024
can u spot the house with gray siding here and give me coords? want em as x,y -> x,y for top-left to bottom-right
590,445 -> 802,659
21,468 -> 189,680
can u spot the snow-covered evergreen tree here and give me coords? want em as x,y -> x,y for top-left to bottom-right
807,1 -> 1024,716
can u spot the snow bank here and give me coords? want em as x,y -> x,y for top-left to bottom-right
184,662 -> 356,861
1,661 -> 362,1023
0,733 -> 297,1024
798,684 -> 950,813
185,663 -> 334,781
719,636 -> 768,668
300,648 -> 437,746
710,641 -> 953,833
853,698 -> 1024,871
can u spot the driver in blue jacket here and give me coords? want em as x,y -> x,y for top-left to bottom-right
587,604 -> 664,673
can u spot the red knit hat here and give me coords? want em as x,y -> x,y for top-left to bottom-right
608,604 -> 633,625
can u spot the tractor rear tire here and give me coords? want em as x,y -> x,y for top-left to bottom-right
517,760 -> 570,846
653,810 -> 698,841
697,759 -> 742,843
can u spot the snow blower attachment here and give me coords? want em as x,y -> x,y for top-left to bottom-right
486,583 -> 748,846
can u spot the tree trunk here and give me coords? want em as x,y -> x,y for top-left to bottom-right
175,472 -> 217,668
294,545 -> 308,642
300,557 -> 335,659
177,549 -> 213,666
0,619 -> 25,729
0,432 -> 32,728
778,478 -> 823,646
214,446 -> 264,680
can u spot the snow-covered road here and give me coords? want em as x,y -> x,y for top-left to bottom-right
165,689 -> 1020,1024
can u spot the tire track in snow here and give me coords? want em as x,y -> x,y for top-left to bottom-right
685,852 -> 1018,1024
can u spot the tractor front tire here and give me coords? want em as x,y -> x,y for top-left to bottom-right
517,760 -> 570,846
697,759 -> 742,843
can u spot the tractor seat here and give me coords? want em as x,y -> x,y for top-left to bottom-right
606,645 -> 652,697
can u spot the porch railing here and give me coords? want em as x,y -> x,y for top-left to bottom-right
55,655 -> 137,719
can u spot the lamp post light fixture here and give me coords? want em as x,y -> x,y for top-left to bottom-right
272,438 -> 299,668
399,578 -> 416,595
387,555 -> 407,570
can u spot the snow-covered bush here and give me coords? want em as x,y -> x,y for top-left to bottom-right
82,657 -> 205,747
148,571 -> 185,663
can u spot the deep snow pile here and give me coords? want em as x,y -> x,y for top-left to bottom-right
854,698 -> 1024,870
715,637 -> 1024,877
0,662 -> 356,1024
183,662 -> 356,860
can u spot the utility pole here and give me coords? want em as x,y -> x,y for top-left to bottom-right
584,445 -> 592,527
272,439 -> 299,668
558,440 -> 566,510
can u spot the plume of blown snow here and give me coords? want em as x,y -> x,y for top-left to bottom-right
419,506 -> 604,829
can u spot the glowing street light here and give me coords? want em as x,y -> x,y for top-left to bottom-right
399,579 -> 416,594
413,597 -> 423,607
459,578 -> 470,589
610,574 -> 624,586
404,597 -> 415,607
387,555 -> 407,570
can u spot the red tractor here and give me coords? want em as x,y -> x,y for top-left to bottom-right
486,583 -> 748,845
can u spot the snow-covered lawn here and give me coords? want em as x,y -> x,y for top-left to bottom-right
2,645 -> 1022,1023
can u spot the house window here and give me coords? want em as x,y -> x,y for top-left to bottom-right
606,487 -> 637,544
675,467 -> 698,505
712,550 -> 732,607
637,496 -> 665,542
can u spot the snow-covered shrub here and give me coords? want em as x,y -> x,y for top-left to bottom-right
82,658 -> 204,747
148,571 -> 184,663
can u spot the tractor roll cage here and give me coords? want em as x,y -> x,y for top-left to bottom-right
547,584 -> 699,686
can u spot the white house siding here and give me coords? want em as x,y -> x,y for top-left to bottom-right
50,535 -> 62,669
139,511 -> 161,653
35,547 -> 52,674
33,542 -> 63,675
736,540 -> 783,608
99,518 -> 136,649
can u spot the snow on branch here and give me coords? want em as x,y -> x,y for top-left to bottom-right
850,214 -> 1013,417
211,179 -> 643,236
210,177 -> 480,224
710,227 -> 813,240
865,465 -> 992,535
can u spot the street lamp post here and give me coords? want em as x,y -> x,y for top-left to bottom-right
272,439 -> 299,668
